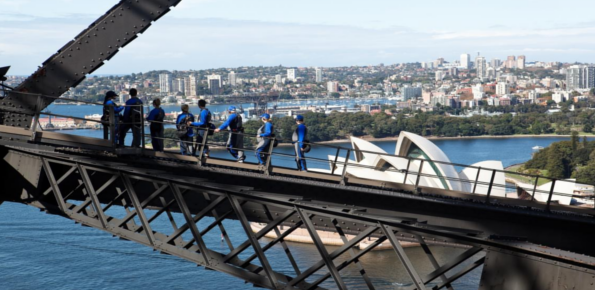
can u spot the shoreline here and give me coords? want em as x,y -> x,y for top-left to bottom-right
311,134 -> 589,145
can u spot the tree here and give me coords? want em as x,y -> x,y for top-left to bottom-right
575,163 -> 595,185
571,131 -> 579,151
583,123 -> 593,133
545,145 -> 567,179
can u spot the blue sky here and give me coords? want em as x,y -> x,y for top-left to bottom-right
2,0 -> 595,75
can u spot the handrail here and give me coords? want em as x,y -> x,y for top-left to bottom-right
8,90 -> 593,215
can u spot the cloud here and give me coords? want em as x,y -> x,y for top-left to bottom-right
3,13 -> 595,75
432,27 -> 595,40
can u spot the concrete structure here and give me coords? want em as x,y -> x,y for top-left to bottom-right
173,78 -> 185,94
472,84 -> 484,100
566,65 -> 595,90
287,69 -> 296,81
552,92 -> 570,103
275,74 -> 282,84
315,68 -> 322,82
528,90 -> 541,103
309,133 -> 507,197
517,55 -> 526,70
207,74 -> 222,95
460,53 -> 470,69
401,86 -> 422,100
327,81 -> 339,93
496,82 -> 509,96
185,75 -> 198,97
430,95 -> 448,107
491,58 -> 501,68
476,56 -> 487,79
505,56 -> 516,69
435,70 -> 445,81
158,73 -> 172,93
228,71 -> 237,86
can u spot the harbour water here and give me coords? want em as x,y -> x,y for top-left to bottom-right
0,103 -> 574,289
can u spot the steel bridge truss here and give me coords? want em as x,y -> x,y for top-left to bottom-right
29,153 -> 496,290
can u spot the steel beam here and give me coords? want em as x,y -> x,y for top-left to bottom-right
380,223 -> 427,290
121,173 -> 157,246
228,194 -> 280,288
170,181 -> 211,265
332,219 -> 375,290
414,234 -> 454,290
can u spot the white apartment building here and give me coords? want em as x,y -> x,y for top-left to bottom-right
460,54 -> 470,69
159,73 -> 172,93
287,69 -> 296,81
496,83 -> 509,96
315,68 -> 322,82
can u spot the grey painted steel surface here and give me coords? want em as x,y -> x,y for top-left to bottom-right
1,144 -> 595,289
0,0 -> 182,128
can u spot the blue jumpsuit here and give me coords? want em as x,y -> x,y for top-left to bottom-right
293,123 -> 308,171
256,122 -> 274,165
147,107 -> 165,152
218,113 -> 245,161
119,97 -> 143,147
176,113 -> 195,155
190,109 -> 211,156
102,99 -> 124,141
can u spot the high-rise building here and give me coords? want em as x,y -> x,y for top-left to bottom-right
460,53 -> 470,69
449,67 -> 459,77
566,65 -> 595,90
487,67 -> 496,79
402,86 -> 422,100
327,81 -> 339,93
517,55 -> 526,70
228,71 -> 237,86
430,95 -> 448,108
490,58 -> 501,68
505,56 -> 516,69
207,75 -> 222,95
435,71 -> 445,81
472,84 -> 484,100
315,68 -> 322,82
275,74 -> 283,84
287,69 -> 296,81
496,82 -> 509,95
184,75 -> 198,97
159,73 -> 172,93
173,78 -> 185,94
476,56 -> 487,79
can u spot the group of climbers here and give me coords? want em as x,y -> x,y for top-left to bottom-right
102,91 -> 309,171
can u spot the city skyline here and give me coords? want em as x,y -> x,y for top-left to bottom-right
3,0 -> 595,75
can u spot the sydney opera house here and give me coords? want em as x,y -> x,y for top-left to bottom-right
312,131 -> 574,206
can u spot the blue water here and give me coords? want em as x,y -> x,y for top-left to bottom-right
0,103 -> 575,289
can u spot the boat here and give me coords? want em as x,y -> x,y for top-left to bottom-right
532,146 -> 544,150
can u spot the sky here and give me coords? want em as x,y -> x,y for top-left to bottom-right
2,0 -> 595,75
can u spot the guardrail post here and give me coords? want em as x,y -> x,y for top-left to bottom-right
414,160 -> 425,194
197,128 -> 209,166
472,167 -> 481,194
264,137 -> 275,175
109,105 -> 116,148
331,147 -> 341,175
140,105 -> 145,150
545,179 -> 556,212
30,94 -> 41,134
340,149 -> 351,185
485,169 -> 496,204
403,158 -> 411,184
531,176 -> 539,202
